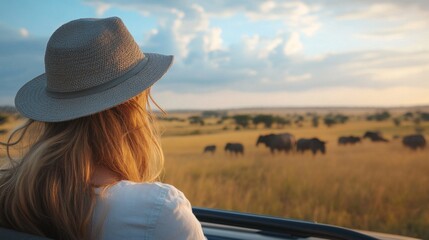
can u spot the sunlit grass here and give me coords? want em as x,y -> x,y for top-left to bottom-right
162,120 -> 429,239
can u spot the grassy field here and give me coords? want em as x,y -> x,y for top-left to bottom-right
160,116 -> 429,239
1,111 -> 428,239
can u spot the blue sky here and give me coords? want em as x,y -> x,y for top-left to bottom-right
1,0 -> 428,109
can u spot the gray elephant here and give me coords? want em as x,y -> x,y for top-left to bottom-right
203,145 -> 216,154
296,138 -> 326,155
363,131 -> 389,142
402,134 -> 426,150
338,136 -> 361,145
256,133 -> 295,154
224,143 -> 244,155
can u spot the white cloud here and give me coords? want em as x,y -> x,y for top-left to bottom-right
286,73 -> 312,83
260,1 -> 276,13
163,4 -> 223,58
203,27 -> 224,53
335,1 -> 429,43
283,32 -> 303,56
339,51 -> 429,84
243,35 -> 260,52
356,19 -> 429,40
252,36 -> 283,59
246,1 -> 321,36
240,34 -> 285,59
338,3 -> 401,20
82,0 -> 325,74
282,2 -> 321,36
153,86 -> 429,110
351,64 -> 429,83
170,8 -> 192,57
95,3 -> 111,17
19,28 -> 29,38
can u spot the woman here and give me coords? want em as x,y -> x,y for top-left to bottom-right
0,17 -> 205,240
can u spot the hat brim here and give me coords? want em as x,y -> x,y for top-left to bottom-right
15,53 -> 173,122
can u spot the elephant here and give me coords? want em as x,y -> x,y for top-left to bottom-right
256,133 -> 295,154
203,145 -> 216,154
402,134 -> 426,150
224,143 -> 244,155
296,138 -> 326,155
363,131 -> 389,142
338,136 -> 361,145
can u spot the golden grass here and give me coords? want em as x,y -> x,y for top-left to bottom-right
161,120 -> 429,239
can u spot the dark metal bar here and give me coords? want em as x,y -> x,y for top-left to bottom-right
193,207 -> 379,240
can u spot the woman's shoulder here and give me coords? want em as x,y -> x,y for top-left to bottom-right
94,181 -> 189,228
93,181 -> 205,239
105,180 -> 180,194
96,180 -> 185,206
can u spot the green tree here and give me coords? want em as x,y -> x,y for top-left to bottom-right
232,114 -> 251,128
367,111 -> 391,121
274,116 -> 291,128
419,112 -> 429,121
188,116 -> 204,126
393,118 -> 401,126
323,116 -> 336,127
312,116 -> 319,128
403,112 -> 413,120
253,114 -> 274,128
334,114 -> 349,124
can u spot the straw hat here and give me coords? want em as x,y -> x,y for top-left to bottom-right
15,17 -> 173,122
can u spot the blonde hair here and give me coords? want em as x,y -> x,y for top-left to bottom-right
0,90 -> 164,239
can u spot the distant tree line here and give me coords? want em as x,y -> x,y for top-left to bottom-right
391,111 -> 429,129
0,106 -> 17,114
360,110 -> 429,129
188,116 -> 205,125
230,113 -> 352,129
161,109 -> 429,131
201,110 -> 228,118
157,116 -> 186,122
230,114 -> 293,129
323,114 -> 349,127
404,111 -> 429,122
366,111 -> 391,121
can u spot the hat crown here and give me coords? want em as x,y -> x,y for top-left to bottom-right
45,17 -> 144,93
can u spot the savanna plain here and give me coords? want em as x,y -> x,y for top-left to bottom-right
1,107 -> 428,239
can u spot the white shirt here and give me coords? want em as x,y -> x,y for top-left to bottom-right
92,181 -> 206,240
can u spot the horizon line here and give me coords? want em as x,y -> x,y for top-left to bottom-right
1,104 -> 428,113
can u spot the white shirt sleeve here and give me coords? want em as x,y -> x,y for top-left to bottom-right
152,185 -> 206,240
